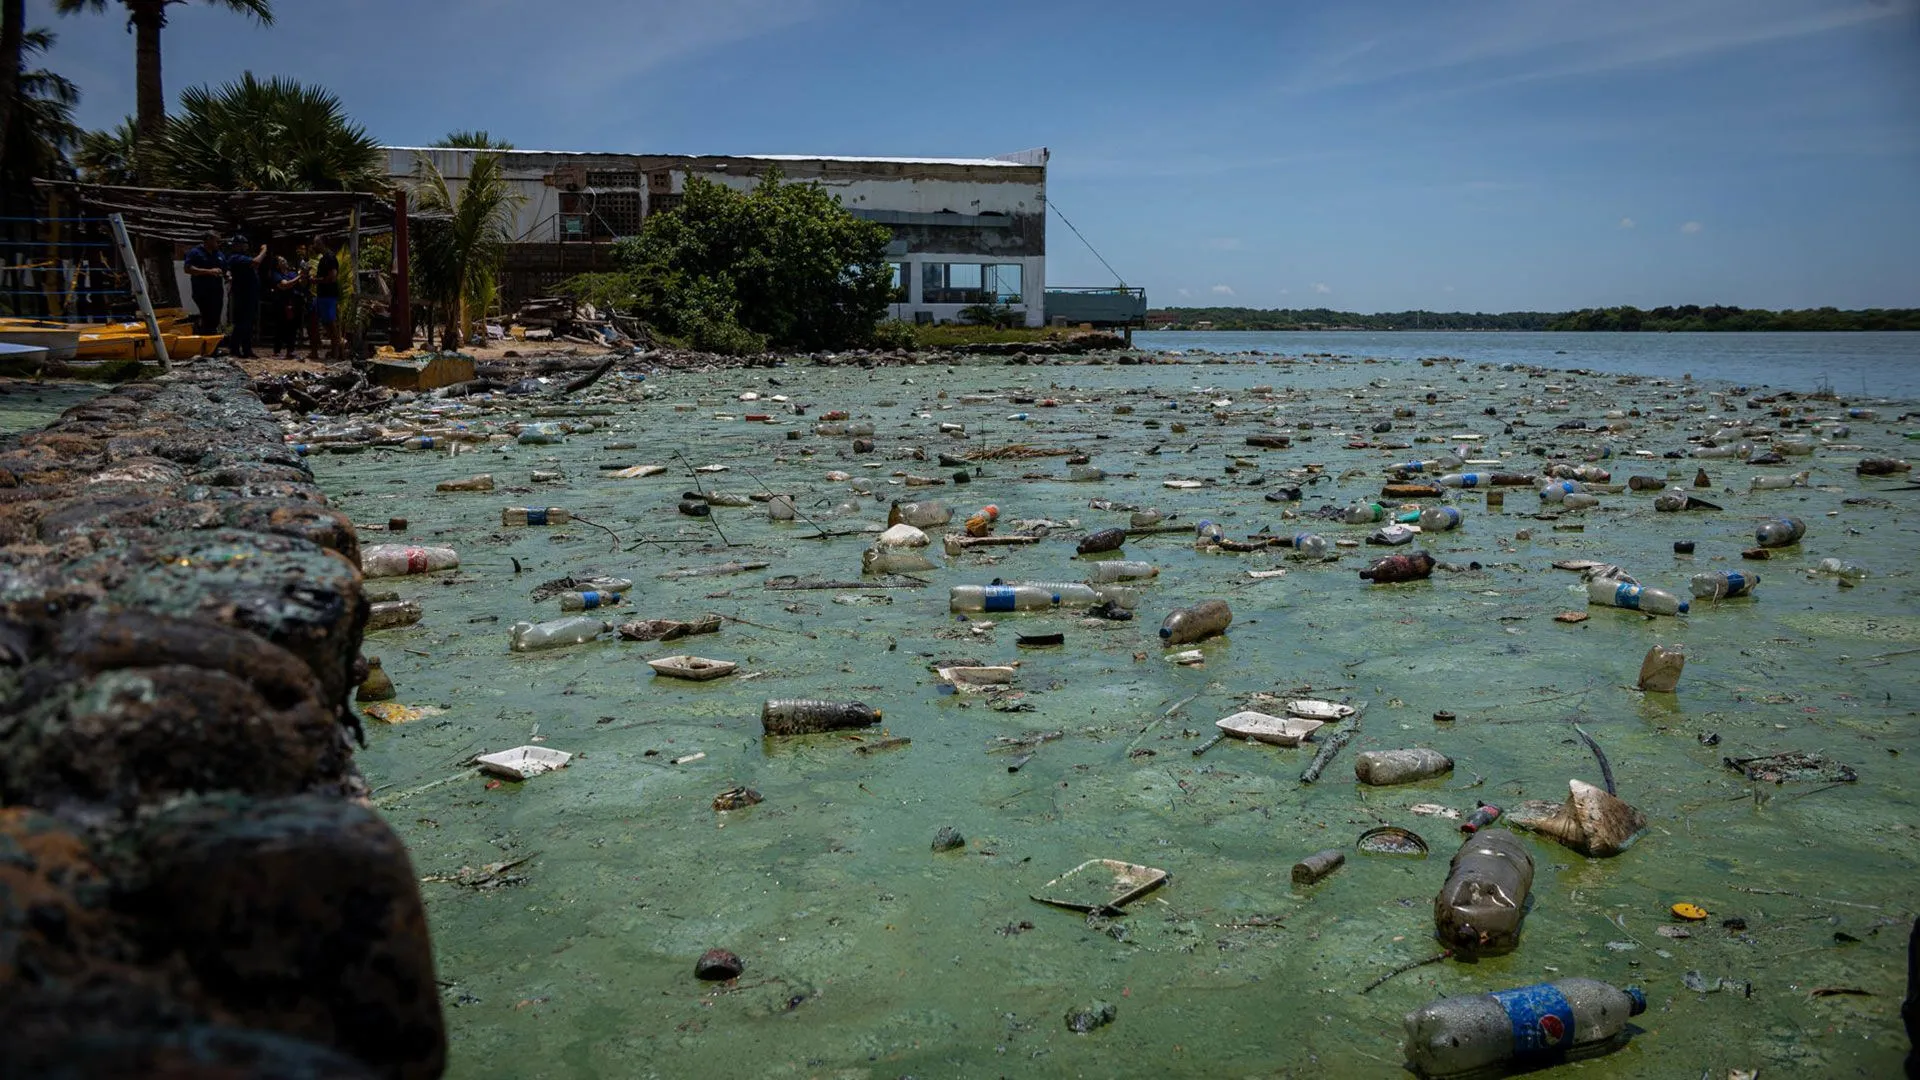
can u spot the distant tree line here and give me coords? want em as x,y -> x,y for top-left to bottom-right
1148,305 -> 1920,332
1150,307 -> 1560,331
1546,305 -> 1920,332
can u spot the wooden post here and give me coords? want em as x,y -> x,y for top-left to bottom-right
390,188 -> 411,350
109,212 -> 170,372
347,204 -> 363,361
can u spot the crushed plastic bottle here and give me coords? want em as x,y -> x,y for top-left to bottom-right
761,699 -> 881,736
1403,979 -> 1645,1078
1343,501 -> 1387,524
1433,829 -> 1534,956
362,544 -> 460,579
1291,533 -> 1332,560
1359,551 -> 1436,583
889,500 -> 952,527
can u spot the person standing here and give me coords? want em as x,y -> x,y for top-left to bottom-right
225,235 -> 267,359
269,255 -> 305,359
184,230 -> 227,337
312,235 -> 344,362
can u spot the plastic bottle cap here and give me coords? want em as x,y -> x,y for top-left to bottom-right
1624,986 -> 1647,1015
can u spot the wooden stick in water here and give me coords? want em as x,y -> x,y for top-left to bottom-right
1300,727 -> 1358,784
1361,949 -> 1451,994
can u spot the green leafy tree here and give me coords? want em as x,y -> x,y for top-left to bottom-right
410,150 -> 526,350
156,72 -> 383,191
1,28 -> 80,195
432,130 -> 514,151
587,167 -> 892,354
54,0 -> 272,178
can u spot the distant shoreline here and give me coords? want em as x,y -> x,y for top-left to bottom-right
1146,305 -> 1920,333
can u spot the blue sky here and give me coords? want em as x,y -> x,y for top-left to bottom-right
25,0 -> 1920,312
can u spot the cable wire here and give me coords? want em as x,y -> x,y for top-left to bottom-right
1043,194 -> 1126,287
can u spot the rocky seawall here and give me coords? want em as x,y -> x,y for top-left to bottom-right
0,363 -> 443,1078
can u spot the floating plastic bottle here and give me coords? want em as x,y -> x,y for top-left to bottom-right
1194,520 -> 1226,549
889,500 -> 952,527
1814,558 -> 1869,584
1343,501 -> 1387,524
761,699 -> 881,736
1403,979 -> 1645,1078
1008,581 -> 1103,607
509,616 -> 609,652
1460,803 -> 1503,833
1068,464 -> 1107,482
1754,515 -> 1806,548
768,495 -> 796,521
862,548 -> 937,575
1586,578 -> 1688,615
1689,570 -> 1759,599
1538,480 -> 1582,504
1436,472 -> 1489,489
1360,551 -> 1436,583
1077,526 -> 1126,555
1129,508 -> 1163,528
1434,829 -> 1534,956
1559,492 -> 1600,510
362,544 -> 460,579
1159,600 -> 1232,645
1749,471 -> 1808,491
1355,748 -> 1452,786
559,590 -> 623,611
1086,560 -> 1159,583
1291,533 -> 1332,560
1418,506 -> 1462,532
516,423 -> 564,445
949,584 -> 1057,612
503,507 -> 571,526
401,435 -> 442,450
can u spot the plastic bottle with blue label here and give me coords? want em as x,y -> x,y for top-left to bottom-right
1690,570 -> 1759,600
1538,480 -> 1582,504
1418,506 -> 1462,532
1194,520 -> 1226,549
502,507 -> 571,526
1586,578 -> 1688,615
1754,516 -> 1805,548
1403,979 -> 1645,1078
1435,472 -> 1487,489
949,584 -> 1057,612
559,590 -> 623,611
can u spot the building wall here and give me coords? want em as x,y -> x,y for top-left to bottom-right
386,148 -> 1048,327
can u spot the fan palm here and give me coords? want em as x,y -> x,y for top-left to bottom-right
433,130 -> 514,151
410,151 -> 525,350
75,115 -> 139,184
155,72 -> 384,191
53,0 -> 272,177
1,28 -> 81,215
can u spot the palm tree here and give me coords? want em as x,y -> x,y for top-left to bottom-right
1,28 -> 81,200
75,115 -> 139,184
54,0 -> 272,174
156,72 -> 383,191
410,151 -> 524,350
2,0 -> 25,164
433,130 -> 514,151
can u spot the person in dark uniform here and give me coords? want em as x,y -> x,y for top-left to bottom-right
224,235 -> 267,359
184,230 -> 227,336
269,255 -> 306,359
312,234 -> 343,362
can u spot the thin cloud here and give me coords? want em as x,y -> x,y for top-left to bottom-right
1312,283 -> 1332,294
1177,288 -> 1193,298
1210,284 -> 1236,296
1681,221 -> 1704,234
1618,216 -> 1637,229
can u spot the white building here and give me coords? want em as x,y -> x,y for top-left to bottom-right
383,147 -> 1049,328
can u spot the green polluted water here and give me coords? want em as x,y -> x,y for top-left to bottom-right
309,355 -> 1919,1079
0,379 -> 103,434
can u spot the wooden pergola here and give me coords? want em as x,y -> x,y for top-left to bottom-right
35,180 -> 424,348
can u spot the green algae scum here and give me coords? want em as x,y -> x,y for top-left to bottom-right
318,354 -> 1917,1078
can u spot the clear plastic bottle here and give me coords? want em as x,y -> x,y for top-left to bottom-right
1009,581 -> 1103,607
1291,533 -> 1332,560
502,507 -> 571,526
1129,508 -> 1163,528
768,495 -> 796,521
1689,570 -> 1759,599
1586,578 -> 1689,615
1433,829 -> 1534,956
1344,502 -> 1387,524
889,500 -> 952,527
1418,506 -> 1462,532
1435,472 -> 1489,489
1559,492 -> 1600,510
559,589 -> 624,611
949,584 -> 1058,612
509,616 -> 609,652
1403,979 -> 1646,1078
1749,472 -> 1808,491
1754,516 -> 1806,548
1194,520 -> 1225,549
401,435 -> 441,450
1815,558 -> 1869,584
361,544 -> 460,578
1086,560 -> 1159,583
1538,480 -> 1582,504
516,423 -> 564,445
1068,464 -> 1107,482
1159,600 -> 1232,645
761,699 -> 881,736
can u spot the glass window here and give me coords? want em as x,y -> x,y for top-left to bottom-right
984,264 -> 1023,303
921,263 -> 989,304
888,262 -> 907,301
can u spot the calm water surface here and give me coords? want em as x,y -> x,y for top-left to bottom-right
1136,331 -> 1920,400
317,348 -> 1917,1079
